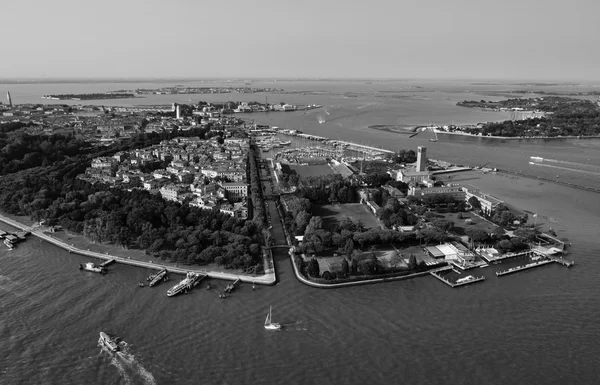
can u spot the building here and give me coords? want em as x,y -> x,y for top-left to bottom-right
416,146 -> 427,172
6,91 -> 12,108
221,182 -> 248,202
219,201 -> 249,219
409,185 -> 465,199
176,105 -> 181,120
91,157 -> 114,169
463,186 -> 503,215
395,169 -> 431,183
159,184 -> 189,201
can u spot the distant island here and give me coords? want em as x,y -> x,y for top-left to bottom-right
133,86 -> 282,95
454,96 -> 600,137
42,93 -> 137,100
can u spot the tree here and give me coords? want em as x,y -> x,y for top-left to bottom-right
514,227 -> 537,242
341,258 -> 349,277
468,196 -> 482,211
350,257 -> 359,275
492,226 -> 506,238
307,257 -> 320,278
343,238 -> 355,257
408,254 -> 417,270
304,216 -> 323,235
497,239 -> 514,252
465,227 -> 489,243
390,251 -> 403,268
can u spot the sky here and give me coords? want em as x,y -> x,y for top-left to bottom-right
1,0 -> 599,81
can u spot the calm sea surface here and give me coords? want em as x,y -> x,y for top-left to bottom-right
1,80 -> 600,384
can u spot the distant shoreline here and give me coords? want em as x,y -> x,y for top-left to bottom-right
437,130 -> 600,141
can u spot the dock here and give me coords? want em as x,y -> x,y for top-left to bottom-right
496,256 -> 574,277
479,250 -> 533,264
551,257 -> 574,267
100,259 -> 115,267
430,270 -> 485,288
224,278 -> 241,293
496,260 -> 553,276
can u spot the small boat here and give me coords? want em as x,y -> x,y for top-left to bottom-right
264,306 -> 281,330
79,262 -> 106,274
138,282 -> 145,287
148,268 -> 168,287
206,283 -> 211,290
456,275 -> 475,284
99,332 -> 119,352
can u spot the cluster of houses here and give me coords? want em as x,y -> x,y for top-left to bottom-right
78,136 -> 252,219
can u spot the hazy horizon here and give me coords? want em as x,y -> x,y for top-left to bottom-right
2,0 -> 598,81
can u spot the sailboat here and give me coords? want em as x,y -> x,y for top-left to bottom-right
264,306 -> 281,330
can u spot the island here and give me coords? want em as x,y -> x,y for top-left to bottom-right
133,86 -> 282,95
42,93 -> 137,100
454,96 -> 600,137
0,97 -> 574,291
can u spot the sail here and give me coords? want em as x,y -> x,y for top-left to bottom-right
265,312 -> 270,325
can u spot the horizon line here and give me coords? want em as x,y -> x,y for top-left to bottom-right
0,76 -> 598,84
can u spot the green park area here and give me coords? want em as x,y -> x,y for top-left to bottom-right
312,203 -> 381,231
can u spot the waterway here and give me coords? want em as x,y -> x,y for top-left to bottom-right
1,80 -> 600,384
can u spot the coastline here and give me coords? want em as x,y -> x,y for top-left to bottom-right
0,213 -> 276,286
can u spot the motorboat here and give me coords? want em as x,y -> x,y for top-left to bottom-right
79,262 -> 105,274
99,332 -> 119,352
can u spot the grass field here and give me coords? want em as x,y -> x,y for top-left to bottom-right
432,210 -> 500,236
313,203 -> 380,231
288,164 -> 333,178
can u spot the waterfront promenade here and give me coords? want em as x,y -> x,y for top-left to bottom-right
0,213 -> 277,286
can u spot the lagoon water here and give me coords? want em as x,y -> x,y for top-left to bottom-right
1,80 -> 600,384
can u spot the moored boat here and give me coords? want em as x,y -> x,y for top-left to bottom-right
79,262 -> 106,274
166,272 -> 203,297
148,268 -> 168,287
456,275 -> 475,284
99,332 -> 119,352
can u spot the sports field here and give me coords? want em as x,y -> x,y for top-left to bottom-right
288,164 -> 333,178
